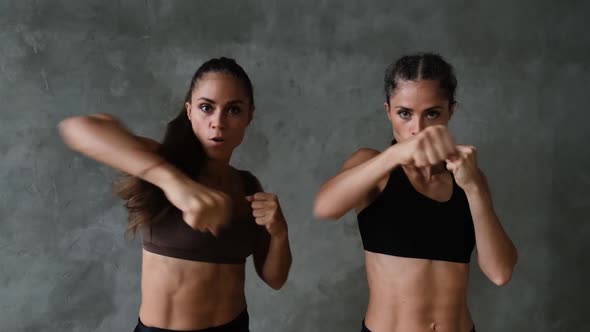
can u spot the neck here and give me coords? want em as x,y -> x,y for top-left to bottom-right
403,163 -> 447,182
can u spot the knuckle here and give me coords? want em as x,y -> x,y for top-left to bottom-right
216,195 -> 230,206
187,199 -> 198,209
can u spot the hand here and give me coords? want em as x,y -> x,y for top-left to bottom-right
445,145 -> 484,191
162,176 -> 232,236
246,193 -> 288,238
393,125 -> 458,167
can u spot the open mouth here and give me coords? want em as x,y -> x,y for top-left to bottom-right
210,137 -> 225,143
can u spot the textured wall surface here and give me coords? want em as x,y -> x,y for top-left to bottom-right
1,1 -> 589,331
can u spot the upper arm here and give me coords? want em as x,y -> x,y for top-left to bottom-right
340,148 -> 380,173
135,136 -> 161,152
88,114 -> 160,152
89,113 -> 117,121
335,148 -> 384,213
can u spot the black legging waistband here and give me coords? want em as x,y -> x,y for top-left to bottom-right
134,309 -> 249,332
361,319 -> 476,332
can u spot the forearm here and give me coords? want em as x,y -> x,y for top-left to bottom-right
466,180 -> 517,285
260,232 -> 292,290
314,146 -> 401,219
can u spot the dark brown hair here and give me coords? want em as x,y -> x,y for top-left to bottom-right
384,52 -> 457,105
116,57 -> 254,236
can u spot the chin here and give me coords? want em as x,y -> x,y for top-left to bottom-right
206,147 -> 234,160
206,151 -> 230,160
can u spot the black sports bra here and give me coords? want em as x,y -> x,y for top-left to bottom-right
357,166 -> 475,263
140,170 -> 262,264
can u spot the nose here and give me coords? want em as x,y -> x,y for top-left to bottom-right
411,117 -> 425,136
210,110 -> 227,130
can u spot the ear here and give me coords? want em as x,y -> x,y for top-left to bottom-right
185,101 -> 192,120
384,102 -> 392,121
448,101 -> 457,119
247,106 -> 255,125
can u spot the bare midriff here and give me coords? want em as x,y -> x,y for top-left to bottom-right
364,251 -> 474,332
139,249 -> 247,330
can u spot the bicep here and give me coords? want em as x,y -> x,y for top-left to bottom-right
88,114 -> 160,152
339,148 -> 380,173
330,148 -> 384,212
89,113 -> 117,121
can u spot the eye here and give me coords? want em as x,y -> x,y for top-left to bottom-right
227,106 -> 242,115
199,104 -> 213,113
397,110 -> 411,119
425,110 -> 440,119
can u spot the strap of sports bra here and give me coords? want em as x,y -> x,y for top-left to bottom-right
239,170 -> 261,195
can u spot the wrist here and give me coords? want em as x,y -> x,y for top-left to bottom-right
383,144 -> 403,169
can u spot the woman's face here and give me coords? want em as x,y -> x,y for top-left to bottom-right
185,72 -> 253,161
384,79 -> 454,143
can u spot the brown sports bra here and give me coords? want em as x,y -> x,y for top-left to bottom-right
140,170 -> 262,264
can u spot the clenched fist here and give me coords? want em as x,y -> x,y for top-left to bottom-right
246,192 -> 288,237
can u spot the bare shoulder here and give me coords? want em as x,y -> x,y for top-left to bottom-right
340,148 -> 380,172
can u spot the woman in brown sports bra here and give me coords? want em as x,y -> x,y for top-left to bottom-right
59,57 -> 292,332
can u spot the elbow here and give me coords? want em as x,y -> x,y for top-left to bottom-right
58,116 -> 89,149
313,207 -> 342,221
58,116 -> 79,138
261,260 -> 291,290
268,280 -> 286,290
313,197 -> 343,220
487,261 -> 516,287
266,276 -> 288,290
490,270 -> 513,287
58,113 -> 115,151
483,247 -> 518,287
313,205 -> 335,220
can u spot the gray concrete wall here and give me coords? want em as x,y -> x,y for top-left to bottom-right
1,0 -> 588,330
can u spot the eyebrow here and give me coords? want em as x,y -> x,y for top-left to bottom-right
394,106 -> 444,111
197,97 -> 245,105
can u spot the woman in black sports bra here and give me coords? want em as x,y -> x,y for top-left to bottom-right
314,53 -> 517,332
59,58 -> 292,332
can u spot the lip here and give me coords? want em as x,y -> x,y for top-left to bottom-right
208,137 -> 225,145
